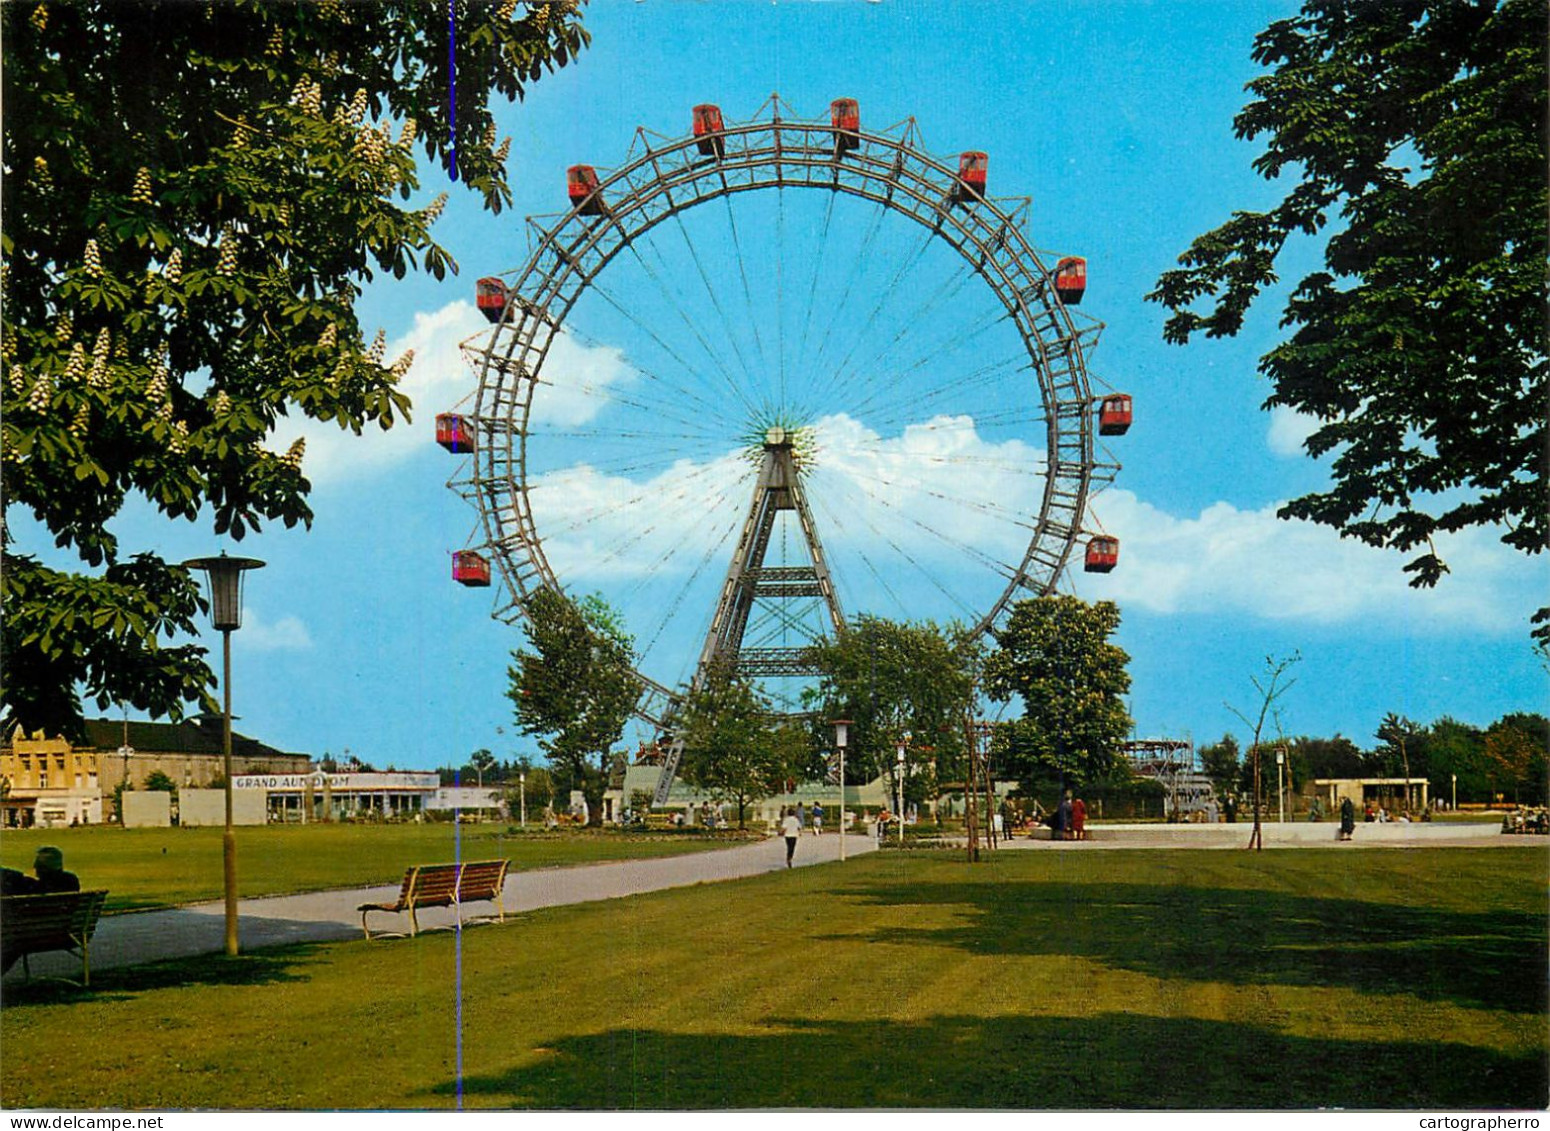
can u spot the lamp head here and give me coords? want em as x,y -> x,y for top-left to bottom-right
183,552 -> 266,631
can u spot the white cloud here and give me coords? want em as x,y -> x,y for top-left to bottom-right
1078,488 -> 1540,633
495,394 -> 1544,639
269,301 -> 635,484
1267,406 -> 1321,457
238,608 -> 313,651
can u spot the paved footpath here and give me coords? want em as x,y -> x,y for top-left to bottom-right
4,830 -> 876,982
5,821 -> 1527,982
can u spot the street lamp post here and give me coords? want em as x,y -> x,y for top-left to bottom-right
1451,773 -> 1457,811
183,551 -> 265,958
519,771 -> 527,829
831,720 -> 851,862
116,744 -> 134,823
895,733 -> 910,846
1277,749 -> 1286,823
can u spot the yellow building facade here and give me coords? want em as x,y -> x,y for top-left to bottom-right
2,716 -> 311,828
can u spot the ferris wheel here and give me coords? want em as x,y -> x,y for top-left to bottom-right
440,95 -> 1128,777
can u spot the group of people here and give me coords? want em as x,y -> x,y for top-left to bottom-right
1,846 -> 80,896
1046,791 -> 1087,841
1502,807 -> 1549,835
776,803 -> 827,866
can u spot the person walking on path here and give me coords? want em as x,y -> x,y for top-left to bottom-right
811,802 -> 824,835
1056,791 -> 1074,841
1339,796 -> 1356,842
782,808 -> 801,867
1072,796 -> 1088,841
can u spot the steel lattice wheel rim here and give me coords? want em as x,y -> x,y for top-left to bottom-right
457,101 -> 1114,729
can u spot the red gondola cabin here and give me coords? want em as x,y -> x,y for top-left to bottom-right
452,550 -> 492,587
436,413 -> 476,454
955,151 -> 988,202
1084,536 -> 1119,574
567,164 -> 605,216
1055,256 -> 1087,305
476,277 -> 508,324
1098,394 -> 1132,436
830,98 -> 860,153
692,104 -> 725,159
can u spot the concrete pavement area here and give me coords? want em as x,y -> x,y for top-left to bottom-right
993,819 -> 1525,850
3,828 -> 875,982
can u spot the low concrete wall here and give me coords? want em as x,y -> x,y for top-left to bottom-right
122,791 -> 171,828
1070,820 -> 1506,848
179,788 -> 266,827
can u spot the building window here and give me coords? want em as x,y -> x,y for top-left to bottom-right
39,771 -> 48,789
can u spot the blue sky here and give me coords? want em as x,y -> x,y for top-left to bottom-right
51,0 -> 1547,768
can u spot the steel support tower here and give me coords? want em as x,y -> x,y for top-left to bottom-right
652,427 -> 844,805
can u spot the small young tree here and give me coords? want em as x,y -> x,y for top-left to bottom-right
1227,653 -> 1300,850
508,589 -> 639,827
983,597 -> 1132,790
1374,713 -> 1425,812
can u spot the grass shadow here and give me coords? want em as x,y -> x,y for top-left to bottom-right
0,943 -> 320,1007
431,1013 -> 1548,1109
841,879 -> 1548,1015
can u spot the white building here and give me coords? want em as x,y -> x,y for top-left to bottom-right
233,771 -> 440,822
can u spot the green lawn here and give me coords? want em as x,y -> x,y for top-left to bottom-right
2,847 -> 1545,1110
0,823 -> 744,912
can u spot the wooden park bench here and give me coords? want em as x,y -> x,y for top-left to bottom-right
357,860 -> 509,940
1,890 -> 110,987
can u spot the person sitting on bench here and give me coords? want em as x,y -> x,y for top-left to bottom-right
3,846 -> 81,895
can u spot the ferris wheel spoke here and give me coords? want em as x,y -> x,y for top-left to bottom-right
720,193 -> 771,379
808,491 -> 911,621
615,485 -> 738,608
776,186 -> 789,408
534,456 -> 741,539
871,302 -> 1017,394
534,426 -> 726,446
580,275 -> 752,423
843,347 -> 1028,426
537,373 -> 734,439
534,447 -> 731,482
624,240 -> 759,418
636,506 -> 743,664
804,200 -> 888,387
839,441 -> 1046,478
841,494 -> 1013,612
831,251 -> 980,405
793,189 -> 839,379
834,459 -> 1039,532
665,210 -> 760,390
813,472 -> 981,619
841,337 -> 1023,435
572,478 -> 734,583
553,320 -> 736,429
847,352 -> 1035,432
821,225 -> 939,407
